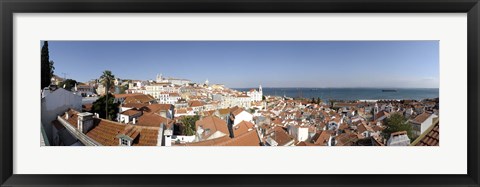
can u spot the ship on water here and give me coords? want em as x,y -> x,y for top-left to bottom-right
382,89 -> 398,92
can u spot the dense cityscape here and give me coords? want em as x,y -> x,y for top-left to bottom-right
40,41 -> 440,147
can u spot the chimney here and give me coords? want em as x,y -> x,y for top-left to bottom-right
65,112 -> 69,120
163,129 -> 173,146
132,118 -> 136,124
77,112 -> 94,133
227,114 -> 234,138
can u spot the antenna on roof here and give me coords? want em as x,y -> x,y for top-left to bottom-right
61,72 -> 68,80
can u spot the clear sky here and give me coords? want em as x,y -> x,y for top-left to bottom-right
44,41 -> 439,88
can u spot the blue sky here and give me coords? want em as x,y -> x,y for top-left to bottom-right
44,41 -> 439,88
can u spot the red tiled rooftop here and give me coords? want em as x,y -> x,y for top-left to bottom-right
415,123 -> 439,146
189,100 -> 204,107
120,109 -> 142,116
195,116 -> 229,136
60,109 -> 159,146
181,129 -> 261,146
233,121 -> 255,137
123,103 -> 149,109
136,113 -> 171,128
412,112 -> 433,124
269,126 -> 294,146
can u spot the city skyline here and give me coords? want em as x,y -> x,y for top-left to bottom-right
45,41 -> 439,88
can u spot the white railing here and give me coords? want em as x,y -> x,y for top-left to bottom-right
57,116 -> 102,146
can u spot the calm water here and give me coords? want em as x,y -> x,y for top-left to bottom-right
235,88 -> 439,101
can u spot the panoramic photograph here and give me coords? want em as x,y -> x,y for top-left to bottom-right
40,41 -> 439,146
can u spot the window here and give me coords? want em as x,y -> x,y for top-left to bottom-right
121,138 -> 129,146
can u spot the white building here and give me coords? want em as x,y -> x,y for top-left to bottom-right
247,85 -> 263,102
289,125 -> 309,142
156,73 -> 191,85
410,112 -> 438,137
126,88 -> 147,95
224,94 -> 252,108
231,108 -> 254,126
41,86 -> 82,144
118,109 -> 142,124
74,84 -> 96,97
145,83 -> 180,100
158,92 -> 181,104
387,131 -> 411,146
128,81 -> 144,89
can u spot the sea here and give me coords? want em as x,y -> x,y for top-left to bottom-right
234,88 -> 439,102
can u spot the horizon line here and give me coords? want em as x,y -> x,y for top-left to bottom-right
231,87 -> 439,89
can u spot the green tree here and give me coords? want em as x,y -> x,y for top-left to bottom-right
262,95 -> 266,101
41,41 -> 55,89
58,79 -> 78,91
382,113 -> 414,141
317,97 -> 322,104
92,93 -> 119,120
180,115 -> 200,136
311,97 -> 316,103
100,70 -> 115,120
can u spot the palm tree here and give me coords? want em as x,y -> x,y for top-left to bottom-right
100,70 -> 115,119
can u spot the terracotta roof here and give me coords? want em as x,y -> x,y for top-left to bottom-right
375,111 -> 389,120
310,130 -> 332,145
136,113 -> 171,128
123,94 -> 156,104
176,108 -> 187,114
82,104 -> 93,112
142,104 -> 173,114
202,110 -> 216,116
123,103 -> 149,109
339,123 -> 349,131
181,129 -> 261,146
189,100 -> 204,107
121,126 -> 141,140
195,116 -> 229,136
233,121 -> 255,137
414,122 -> 439,146
272,118 -> 283,125
372,125 -> 384,132
113,93 -> 143,98
295,141 -> 316,146
60,110 -> 159,146
62,109 -> 80,128
335,132 -> 359,146
169,93 -> 180,97
231,108 -> 245,116
120,109 -> 141,116
218,130 -> 261,146
218,108 -> 231,115
269,126 -> 294,146
357,124 -> 374,134
412,112 -> 433,124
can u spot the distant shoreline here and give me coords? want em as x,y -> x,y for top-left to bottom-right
236,87 -> 439,102
233,87 -> 439,89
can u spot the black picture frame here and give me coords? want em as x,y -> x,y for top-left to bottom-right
1,0 -> 479,186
